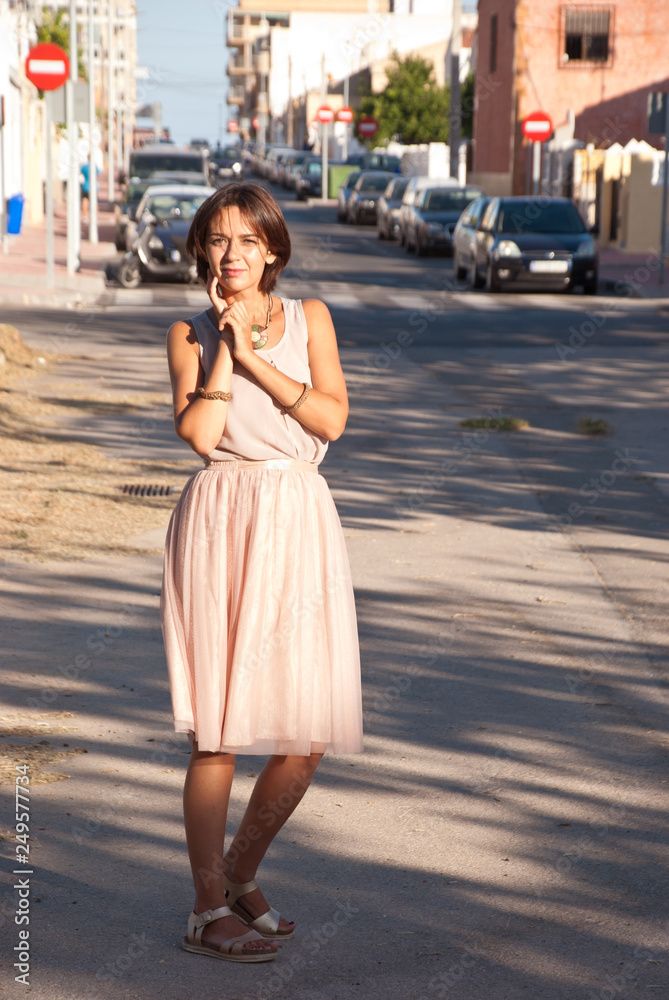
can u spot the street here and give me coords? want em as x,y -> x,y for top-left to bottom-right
1,187 -> 668,1000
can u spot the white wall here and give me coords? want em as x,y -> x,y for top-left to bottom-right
268,8 -> 452,120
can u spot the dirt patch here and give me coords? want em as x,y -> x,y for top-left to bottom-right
0,713 -> 84,785
0,325 -> 197,562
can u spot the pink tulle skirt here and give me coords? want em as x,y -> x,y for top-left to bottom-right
160,459 -> 363,755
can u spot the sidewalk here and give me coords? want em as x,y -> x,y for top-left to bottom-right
0,174 -> 119,308
598,245 -> 669,298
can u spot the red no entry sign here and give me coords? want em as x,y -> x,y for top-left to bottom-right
25,42 -> 70,91
228,120 -> 239,132
522,110 -> 553,142
316,105 -> 334,124
337,106 -> 354,124
357,116 -> 378,138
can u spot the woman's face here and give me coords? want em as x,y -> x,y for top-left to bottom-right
205,205 -> 275,295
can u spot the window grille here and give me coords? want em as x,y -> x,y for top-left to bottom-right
563,6 -> 613,64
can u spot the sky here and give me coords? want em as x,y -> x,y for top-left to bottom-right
135,0 -> 232,146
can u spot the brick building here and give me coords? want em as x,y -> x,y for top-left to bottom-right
472,0 -> 669,195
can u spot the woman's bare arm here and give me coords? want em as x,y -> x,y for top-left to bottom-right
166,320 -> 234,455
238,299 -> 348,441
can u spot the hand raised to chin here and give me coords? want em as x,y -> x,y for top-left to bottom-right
206,269 -> 229,332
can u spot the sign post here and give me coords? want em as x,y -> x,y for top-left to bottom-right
67,0 -> 80,274
25,42 -> 70,287
337,105 -> 353,164
88,0 -> 97,244
316,105 -> 334,201
522,111 -> 553,195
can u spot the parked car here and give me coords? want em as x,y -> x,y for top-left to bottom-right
295,157 -> 322,200
117,184 -> 215,287
345,152 -> 401,173
346,171 -> 395,224
125,144 -> 209,185
397,175 -> 460,246
404,184 -> 484,255
376,176 -> 410,239
472,196 -> 598,293
115,170 -> 211,251
337,168 -> 361,220
452,196 -> 491,283
263,146 -> 293,183
280,151 -> 310,189
210,144 -> 243,182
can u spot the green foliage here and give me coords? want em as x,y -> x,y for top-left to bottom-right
37,6 -> 87,81
357,52 -> 450,146
461,72 -> 474,140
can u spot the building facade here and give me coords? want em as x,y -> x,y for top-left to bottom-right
226,0 -> 463,146
473,0 -> 669,195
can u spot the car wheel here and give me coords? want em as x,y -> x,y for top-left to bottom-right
583,275 -> 598,295
454,251 -> 467,281
378,224 -> 386,240
416,235 -> 426,257
485,260 -> 501,293
117,257 -> 142,289
399,229 -> 405,247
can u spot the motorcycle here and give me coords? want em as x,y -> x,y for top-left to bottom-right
117,212 -> 198,289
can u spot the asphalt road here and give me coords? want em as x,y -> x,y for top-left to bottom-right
1,188 -> 668,1000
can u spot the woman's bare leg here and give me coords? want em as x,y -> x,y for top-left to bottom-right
223,751 -> 324,930
183,743 -> 277,954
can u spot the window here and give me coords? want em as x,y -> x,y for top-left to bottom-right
490,14 -> 498,73
563,6 -> 613,64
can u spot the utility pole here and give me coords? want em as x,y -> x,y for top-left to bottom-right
449,0 -> 461,180
88,0 -> 98,242
107,0 -> 115,204
66,0 -> 80,273
343,71 -> 349,162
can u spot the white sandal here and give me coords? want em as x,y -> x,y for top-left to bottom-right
223,874 -> 296,940
182,905 -> 277,962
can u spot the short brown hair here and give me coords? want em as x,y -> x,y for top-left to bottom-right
186,183 -> 291,293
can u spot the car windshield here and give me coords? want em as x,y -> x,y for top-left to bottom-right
423,189 -> 480,211
388,178 -> 409,198
130,153 -> 205,178
147,194 -> 207,221
359,175 -> 390,192
498,200 -> 587,234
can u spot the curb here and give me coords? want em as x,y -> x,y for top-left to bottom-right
599,276 -> 641,298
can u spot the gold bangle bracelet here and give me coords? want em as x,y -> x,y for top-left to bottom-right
285,382 -> 311,413
196,387 -> 232,401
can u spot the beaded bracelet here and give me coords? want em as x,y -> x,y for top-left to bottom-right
285,382 -> 311,414
196,387 -> 232,401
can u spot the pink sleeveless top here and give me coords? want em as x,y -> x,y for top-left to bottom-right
190,297 -> 329,465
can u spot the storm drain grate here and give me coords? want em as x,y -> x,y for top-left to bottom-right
119,483 -> 176,497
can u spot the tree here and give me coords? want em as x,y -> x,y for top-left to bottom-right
37,6 -> 87,81
357,52 -> 450,146
461,72 -> 474,140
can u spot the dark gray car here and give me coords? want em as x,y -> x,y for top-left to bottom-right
473,196 -> 598,293
376,176 -> 409,239
452,196 -> 491,282
404,185 -> 484,256
346,171 -> 394,225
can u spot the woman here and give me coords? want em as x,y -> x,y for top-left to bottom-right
161,183 -> 363,964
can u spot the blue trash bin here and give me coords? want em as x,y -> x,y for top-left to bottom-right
7,194 -> 25,235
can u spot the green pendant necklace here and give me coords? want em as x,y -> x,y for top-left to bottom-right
250,294 -> 273,349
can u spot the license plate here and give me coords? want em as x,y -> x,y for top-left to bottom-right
529,259 -> 569,273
